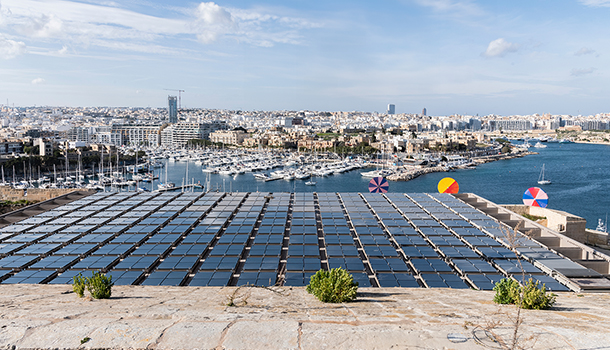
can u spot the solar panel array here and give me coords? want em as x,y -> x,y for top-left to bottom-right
0,191 -> 570,291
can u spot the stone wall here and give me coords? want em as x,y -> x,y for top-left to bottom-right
503,204 -> 607,246
0,187 -> 78,202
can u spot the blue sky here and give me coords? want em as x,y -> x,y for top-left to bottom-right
0,0 -> 608,115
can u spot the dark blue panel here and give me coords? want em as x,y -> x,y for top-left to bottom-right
30,255 -> 79,270
1,270 -> 56,284
0,255 -> 39,269
111,270 -> 143,285
113,255 -> 158,270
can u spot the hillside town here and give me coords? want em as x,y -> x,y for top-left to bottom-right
0,102 -> 608,189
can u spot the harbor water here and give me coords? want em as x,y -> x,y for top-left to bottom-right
151,142 -> 609,229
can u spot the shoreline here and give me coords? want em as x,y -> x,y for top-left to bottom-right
572,140 -> 610,146
388,151 -> 537,182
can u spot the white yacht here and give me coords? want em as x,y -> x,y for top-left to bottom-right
361,169 -> 393,178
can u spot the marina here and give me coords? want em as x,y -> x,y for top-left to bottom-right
0,142 -> 607,229
142,142 -> 608,230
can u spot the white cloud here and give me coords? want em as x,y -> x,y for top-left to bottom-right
0,36 -> 26,59
579,0 -> 610,7
574,47 -> 595,56
193,2 -> 236,44
483,38 -> 519,58
0,0 -> 320,57
31,77 -> 45,85
571,67 -> 596,76
0,1 -> 10,26
413,0 -> 483,17
21,14 -> 63,38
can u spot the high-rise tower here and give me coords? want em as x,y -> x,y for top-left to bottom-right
387,104 -> 395,115
168,96 -> 178,123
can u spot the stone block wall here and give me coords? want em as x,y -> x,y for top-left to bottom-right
0,187 -> 78,202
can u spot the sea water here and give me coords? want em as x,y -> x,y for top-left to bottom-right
155,142 -> 609,229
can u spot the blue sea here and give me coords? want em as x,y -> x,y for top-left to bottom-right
154,142 -> 610,229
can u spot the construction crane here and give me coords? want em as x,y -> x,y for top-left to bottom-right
163,89 -> 185,109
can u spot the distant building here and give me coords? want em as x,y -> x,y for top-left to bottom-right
422,108 -> 427,116
279,117 -> 294,127
34,138 -> 53,156
0,140 -> 23,155
112,125 -> 161,147
168,96 -> 178,123
161,121 -> 227,148
488,119 -> 532,131
67,141 -> 87,149
387,104 -> 395,115
90,126 -> 122,146
209,130 -> 247,146
66,127 -> 89,143
25,129 -> 41,138
468,118 -> 482,131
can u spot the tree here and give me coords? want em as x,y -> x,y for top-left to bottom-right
187,139 -> 213,147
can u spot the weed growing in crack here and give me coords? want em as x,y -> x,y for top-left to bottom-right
226,284 -> 289,307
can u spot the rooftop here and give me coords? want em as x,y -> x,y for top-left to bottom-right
1,191 -> 609,292
1,284 -> 609,349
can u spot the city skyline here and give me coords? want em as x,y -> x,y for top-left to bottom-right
0,0 -> 609,115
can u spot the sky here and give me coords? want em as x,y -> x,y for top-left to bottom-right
0,0 -> 609,115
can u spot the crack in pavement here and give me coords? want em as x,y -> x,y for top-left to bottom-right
215,319 -> 240,350
146,317 -> 184,349
297,322 -> 303,350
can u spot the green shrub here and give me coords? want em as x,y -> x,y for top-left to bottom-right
493,278 -> 520,305
493,278 -> 556,310
521,279 -> 556,310
72,273 -> 87,298
86,271 -> 114,299
306,268 -> 358,303
72,271 -> 114,299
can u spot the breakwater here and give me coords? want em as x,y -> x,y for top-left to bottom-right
387,166 -> 447,181
387,151 -> 536,181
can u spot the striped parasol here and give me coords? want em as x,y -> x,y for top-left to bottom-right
523,187 -> 548,208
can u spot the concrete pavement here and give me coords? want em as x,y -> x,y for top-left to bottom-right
0,284 -> 609,349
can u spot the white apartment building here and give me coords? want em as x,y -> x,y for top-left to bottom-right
112,125 -> 161,147
161,121 -> 227,148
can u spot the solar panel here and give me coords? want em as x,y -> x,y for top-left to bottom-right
0,191 -> 581,291
1,269 -> 57,284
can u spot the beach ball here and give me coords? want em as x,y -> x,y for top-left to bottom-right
438,177 -> 459,194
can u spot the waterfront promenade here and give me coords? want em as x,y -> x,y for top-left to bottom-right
1,284 -> 608,349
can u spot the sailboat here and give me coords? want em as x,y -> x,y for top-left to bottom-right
537,164 -> 551,185
596,216 -> 607,233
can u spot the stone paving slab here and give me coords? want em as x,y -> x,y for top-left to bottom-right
0,284 -> 609,349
